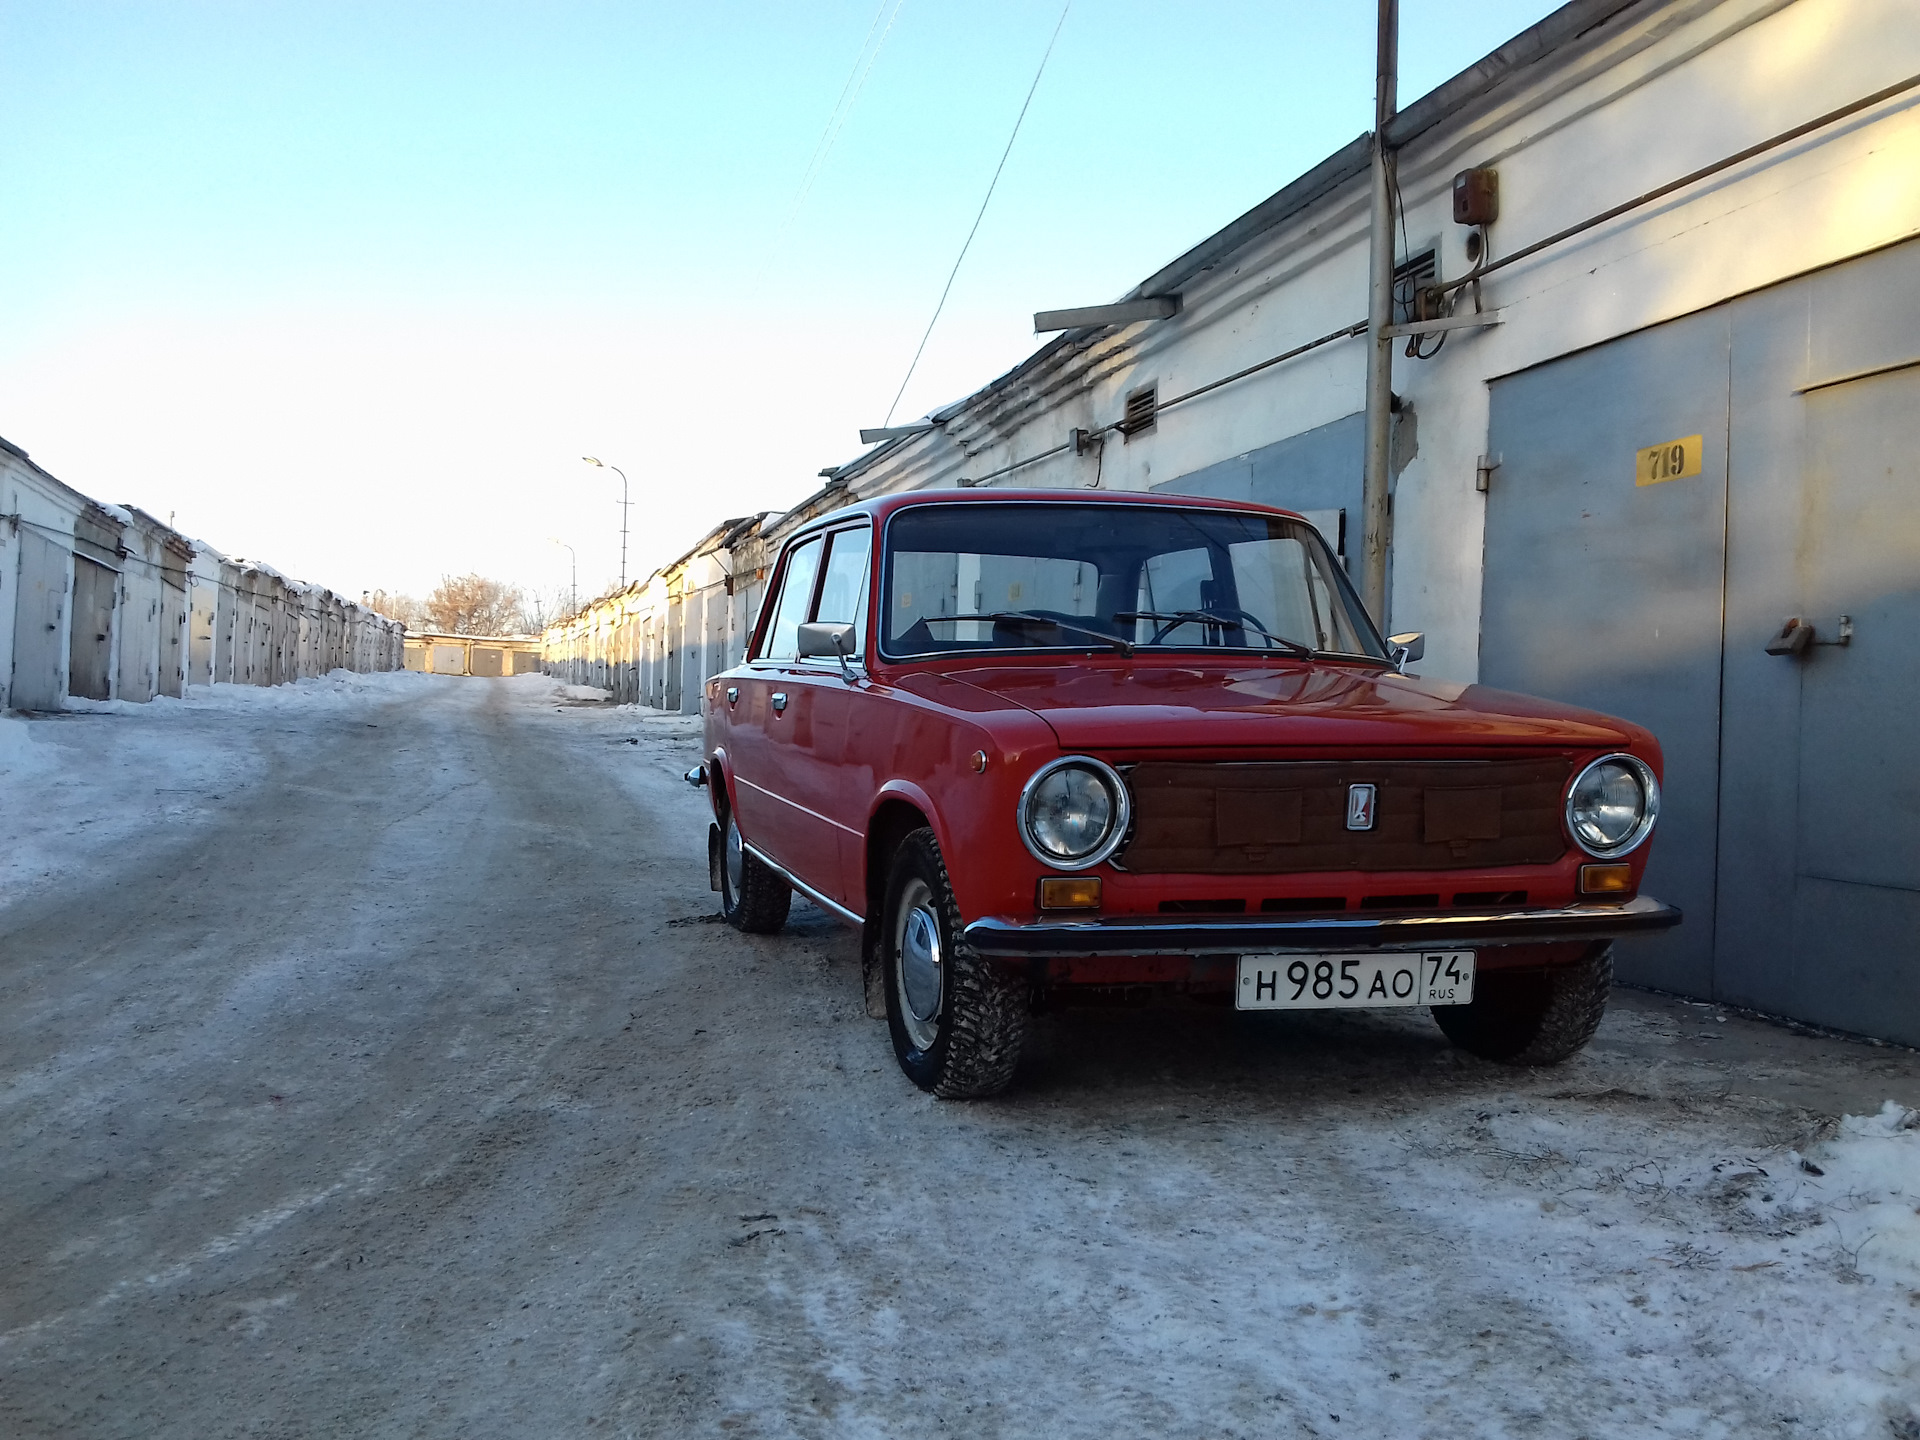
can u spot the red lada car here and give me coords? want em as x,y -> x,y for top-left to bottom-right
693,490 -> 1679,1097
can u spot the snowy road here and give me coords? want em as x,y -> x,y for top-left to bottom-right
3,675 -> 1919,1438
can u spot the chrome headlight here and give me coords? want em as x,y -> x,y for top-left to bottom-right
1019,757 -> 1130,870
1565,754 -> 1659,858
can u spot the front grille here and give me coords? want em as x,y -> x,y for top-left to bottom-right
1454,889 -> 1527,906
1260,896 -> 1347,913
1157,898 -> 1247,914
1118,759 -> 1569,875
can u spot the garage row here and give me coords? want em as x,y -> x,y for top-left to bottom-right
1,434 -> 404,712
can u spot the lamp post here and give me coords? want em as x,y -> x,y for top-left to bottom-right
549,538 -> 577,617
582,457 -> 631,589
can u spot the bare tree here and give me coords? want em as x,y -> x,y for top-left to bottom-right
365,589 -> 429,629
518,586 -> 565,634
424,574 -> 526,636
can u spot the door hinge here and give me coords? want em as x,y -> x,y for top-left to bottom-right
1475,453 -> 1502,493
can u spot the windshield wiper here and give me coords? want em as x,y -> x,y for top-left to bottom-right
1115,609 -> 1315,658
926,611 -> 1134,657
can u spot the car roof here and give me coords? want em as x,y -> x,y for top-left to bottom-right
786,487 -> 1310,539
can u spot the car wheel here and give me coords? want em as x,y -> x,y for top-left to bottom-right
882,828 -> 1029,1098
719,808 -> 791,934
1432,941 -> 1613,1064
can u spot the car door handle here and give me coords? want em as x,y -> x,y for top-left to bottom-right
771,692 -> 788,713
726,686 -> 738,704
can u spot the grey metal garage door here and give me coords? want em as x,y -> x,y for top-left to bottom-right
1483,238 -> 1920,1041
69,556 -> 117,702
8,528 -> 69,710
1481,313 -> 1730,997
1154,409 -> 1388,575
1771,362 -> 1920,1036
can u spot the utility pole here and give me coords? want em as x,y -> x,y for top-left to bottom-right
1359,0 -> 1399,628
583,457 -> 631,589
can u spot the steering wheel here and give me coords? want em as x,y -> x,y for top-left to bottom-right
1148,606 -> 1281,648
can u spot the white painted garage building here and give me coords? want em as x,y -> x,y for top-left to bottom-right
2,434 -> 405,710
549,0 -> 1918,1042
818,0 -> 1920,1040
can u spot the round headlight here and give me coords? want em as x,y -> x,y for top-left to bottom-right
1019,757 -> 1130,870
1565,754 -> 1659,858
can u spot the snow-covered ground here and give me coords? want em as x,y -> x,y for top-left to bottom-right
2,673 -> 1917,1438
0,669 -> 441,913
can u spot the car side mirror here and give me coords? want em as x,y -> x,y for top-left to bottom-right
1387,631 -> 1425,670
797,621 -> 856,663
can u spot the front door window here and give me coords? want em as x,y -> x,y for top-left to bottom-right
761,536 -> 823,661
813,528 -> 872,656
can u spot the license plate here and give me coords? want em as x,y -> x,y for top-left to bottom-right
1235,951 -> 1476,1010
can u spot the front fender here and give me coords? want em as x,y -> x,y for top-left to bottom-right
705,746 -> 734,824
870,778 -> 951,855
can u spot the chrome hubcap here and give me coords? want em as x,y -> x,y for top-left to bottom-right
894,878 -> 943,1051
724,815 -> 746,899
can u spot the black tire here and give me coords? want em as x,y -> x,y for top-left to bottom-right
719,808 -> 790,934
881,828 -> 1029,1098
1433,942 -> 1613,1064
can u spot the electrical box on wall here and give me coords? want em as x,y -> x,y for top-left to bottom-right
1453,168 -> 1498,226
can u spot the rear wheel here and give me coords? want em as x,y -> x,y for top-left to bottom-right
1433,942 -> 1613,1064
719,809 -> 791,934
882,829 -> 1028,1098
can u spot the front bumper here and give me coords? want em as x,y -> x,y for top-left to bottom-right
962,894 -> 1681,957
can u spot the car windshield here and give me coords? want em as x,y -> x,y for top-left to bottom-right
882,502 -> 1387,661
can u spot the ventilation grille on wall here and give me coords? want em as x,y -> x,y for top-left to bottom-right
1119,385 -> 1158,438
1393,250 -> 1438,325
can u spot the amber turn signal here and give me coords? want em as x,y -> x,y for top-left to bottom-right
1038,876 -> 1102,910
1579,863 -> 1633,895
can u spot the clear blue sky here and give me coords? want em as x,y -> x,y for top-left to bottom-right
0,1 -> 1560,608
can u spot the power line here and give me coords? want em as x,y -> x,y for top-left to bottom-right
764,0 -> 909,268
882,2 -> 1070,427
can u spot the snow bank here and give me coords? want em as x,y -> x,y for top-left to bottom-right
1814,1101 -> 1920,1288
1355,1090 -> 1920,1433
60,669 -> 438,718
177,669 -> 438,713
0,715 -> 57,781
4,670 -> 435,915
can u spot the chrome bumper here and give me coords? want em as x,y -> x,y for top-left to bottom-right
962,895 -> 1681,958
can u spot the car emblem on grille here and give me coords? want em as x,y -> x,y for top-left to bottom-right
1346,783 -> 1377,831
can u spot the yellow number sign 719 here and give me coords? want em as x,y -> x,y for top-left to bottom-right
1635,434 -> 1703,486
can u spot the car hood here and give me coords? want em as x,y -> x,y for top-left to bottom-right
934,661 -> 1643,751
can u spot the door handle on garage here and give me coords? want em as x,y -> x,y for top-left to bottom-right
771,692 -> 788,713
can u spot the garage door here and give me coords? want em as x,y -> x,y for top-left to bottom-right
1483,238 -> 1920,1041
69,556 -> 118,702
9,528 -> 69,710
1481,314 -> 1729,997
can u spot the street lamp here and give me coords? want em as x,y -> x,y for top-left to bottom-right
582,457 -> 631,589
549,537 -> 577,616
